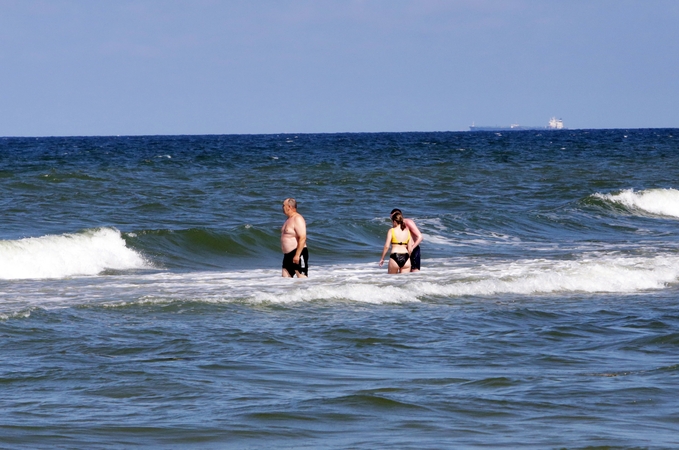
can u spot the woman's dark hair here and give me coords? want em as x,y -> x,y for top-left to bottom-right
391,211 -> 406,230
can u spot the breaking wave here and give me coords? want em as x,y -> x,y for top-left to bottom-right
593,188 -> 679,218
0,228 -> 150,280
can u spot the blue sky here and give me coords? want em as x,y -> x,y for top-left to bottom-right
1,0 -> 678,136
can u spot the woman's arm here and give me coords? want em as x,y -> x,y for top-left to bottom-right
379,230 -> 391,266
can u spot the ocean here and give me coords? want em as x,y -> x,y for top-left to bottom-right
1,130 -> 678,448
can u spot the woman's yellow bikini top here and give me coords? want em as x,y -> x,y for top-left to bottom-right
391,227 -> 411,246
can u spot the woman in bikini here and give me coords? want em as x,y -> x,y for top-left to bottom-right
379,211 -> 413,274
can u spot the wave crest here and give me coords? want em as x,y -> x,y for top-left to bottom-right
593,188 -> 679,218
0,228 -> 150,280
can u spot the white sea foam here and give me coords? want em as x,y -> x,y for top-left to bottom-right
410,254 -> 679,296
268,253 -> 678,300
0,228 -> 150,280
251,280 -> 416,304
99,252 -> 679,306
93,267 -> 419,307
415,217 -> 446,230
422,230 -> 522,248
2,251 -> 678,315
594,188 -> 679,218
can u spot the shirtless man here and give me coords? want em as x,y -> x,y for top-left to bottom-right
281,198 -> 308,278
390,208 -> 423,272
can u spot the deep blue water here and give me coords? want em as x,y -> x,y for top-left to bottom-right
1,130 -> 679,448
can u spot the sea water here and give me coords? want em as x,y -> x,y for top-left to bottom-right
1,130 -> 678,448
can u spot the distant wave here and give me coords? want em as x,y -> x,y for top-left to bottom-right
593,188 -> 679,218
0,228 -> 150,280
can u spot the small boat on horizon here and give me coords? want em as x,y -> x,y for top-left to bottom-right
470,117 -> 565,132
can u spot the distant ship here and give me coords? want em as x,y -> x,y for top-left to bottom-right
470,117 -> 565,132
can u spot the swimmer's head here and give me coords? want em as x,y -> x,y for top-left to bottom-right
390,211 -> 406,230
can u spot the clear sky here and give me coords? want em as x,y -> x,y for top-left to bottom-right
1,0 -> 678,136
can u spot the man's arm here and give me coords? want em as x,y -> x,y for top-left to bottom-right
292,215 -> 307,264
406,219 -> 423,248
